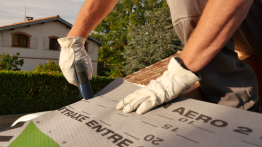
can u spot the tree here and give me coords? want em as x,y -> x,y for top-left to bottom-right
33,60 -> 61,73
0,52 -> 24,71
123,7 -> 183,75
92,0 -> 168,78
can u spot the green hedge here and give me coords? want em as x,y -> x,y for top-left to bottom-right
0,71 -> 115,115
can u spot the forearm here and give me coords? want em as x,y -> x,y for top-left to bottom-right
67,0 -> 119,38
180,0 -> 253,73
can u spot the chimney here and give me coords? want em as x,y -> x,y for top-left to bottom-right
25,17 -> 33,21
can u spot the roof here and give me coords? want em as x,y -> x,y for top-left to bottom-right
124,52 -> 181,86
0,15 -> 104,46
123,50 -> 253,86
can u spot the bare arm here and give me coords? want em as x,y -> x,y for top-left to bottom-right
67,0 -> 119,38
180,0 -> 254,73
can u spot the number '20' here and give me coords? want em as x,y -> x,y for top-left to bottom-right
144,135 -> 164,145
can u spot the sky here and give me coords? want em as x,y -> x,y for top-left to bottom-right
0,0 -> 86,27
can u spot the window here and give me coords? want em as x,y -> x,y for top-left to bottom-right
48,36 -> 60,50
49,38 -> 59,50
12,34 -> 28,47
11,32 -> 31,48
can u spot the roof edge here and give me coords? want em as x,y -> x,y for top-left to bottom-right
87,35 -> 104,46
0,16 -> 104,46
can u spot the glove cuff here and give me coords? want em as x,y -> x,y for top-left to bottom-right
167,57 -> 201,85
174,57 -> 200,77
58,36 -> 86,49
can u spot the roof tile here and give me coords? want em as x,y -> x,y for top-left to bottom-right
124,52 -> 181,85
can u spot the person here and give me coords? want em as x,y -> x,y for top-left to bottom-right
58,0 -> 261,114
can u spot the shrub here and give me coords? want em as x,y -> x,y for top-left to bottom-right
33,60 -> 61,72
0,52 -> 24,71
0,71 -> 115,115
123,7 -> 183,75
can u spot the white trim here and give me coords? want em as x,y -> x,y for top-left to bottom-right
11,111 -> 50,127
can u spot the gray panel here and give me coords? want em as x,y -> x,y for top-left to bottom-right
1,78 -> 262,147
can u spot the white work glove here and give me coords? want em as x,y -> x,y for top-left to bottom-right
58,36 -> 93,86
116,57 -> 201,114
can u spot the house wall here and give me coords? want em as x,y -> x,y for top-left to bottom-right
0,21 -> 100,75
87,40 -> 99,76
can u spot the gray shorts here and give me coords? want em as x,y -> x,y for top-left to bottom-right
166,0 -> 262,111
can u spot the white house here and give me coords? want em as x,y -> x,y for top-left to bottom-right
0,15 -> 103,75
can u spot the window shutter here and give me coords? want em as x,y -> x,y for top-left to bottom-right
30,36 -> 38,49
88,42 -> 94,54
43,37 -> 49,50
2,35 -> 12,47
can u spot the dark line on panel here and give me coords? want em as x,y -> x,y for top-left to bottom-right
97,105 -> 106,108
68,106 -> 75,110
0,122 -> 25,133
124,132 -> 139,140
100,120 -> 111,126
141,121 -> 157,127
193,126 -> 215,133
158,115 -> 174,120
0,136 -> 13,142
83,100 -> 89,103
110,100 -> 118,103
116,113 -> 128,117
242,140 -> 262,147
176,134 -> 198,143
82,111 -> 90,115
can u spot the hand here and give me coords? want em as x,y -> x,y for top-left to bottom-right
58,36 -> 93,86
116,57 -> 201,114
